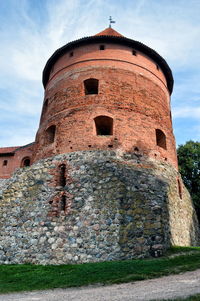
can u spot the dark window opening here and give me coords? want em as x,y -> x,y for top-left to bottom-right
99,45 -> 105,50
84,78 -> 99,95
156,129 -> 167,150
156,64 -> 160,70
3,160 -> 7,166
69,51 -> 73,57
88,145 -> 92,148
132,50 -> 137,56
59,164 -> 66,187
61,195 -> 66,211
108,145 -> 113,148
134,147 -> 139,152
21,157 -> 31,167
45,125 -> 56,144
94,116 -> 113,136
177,178 -> 182,199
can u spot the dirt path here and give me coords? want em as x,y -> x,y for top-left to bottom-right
1,269 -> 200,301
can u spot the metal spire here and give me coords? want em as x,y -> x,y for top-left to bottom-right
109,16 -> 116,28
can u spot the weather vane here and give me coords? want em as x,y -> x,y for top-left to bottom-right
109,16 -> 116,28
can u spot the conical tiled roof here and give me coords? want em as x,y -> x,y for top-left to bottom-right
94,27 -> 123,37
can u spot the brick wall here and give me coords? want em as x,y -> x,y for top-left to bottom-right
34,43 -> 177,168
0,143 -> 35,179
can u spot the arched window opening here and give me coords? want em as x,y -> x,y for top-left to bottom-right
59,164 -> 66,187
84,79 -> 99,95
156,129 -> 167,150
21,157 -> 31,167
61,194 -> 66,211
94,116 -> 113,136
3,160 -> 8,166
177,178 -> 182,199
45,125 -> 56,144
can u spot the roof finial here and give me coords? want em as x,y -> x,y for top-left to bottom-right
109,16 -> 116,28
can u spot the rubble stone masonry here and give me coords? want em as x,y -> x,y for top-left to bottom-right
0,151 -> 199,264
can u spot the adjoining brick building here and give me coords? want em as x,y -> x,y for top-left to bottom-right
0,143 -> 34,179
0,28 -> 199,264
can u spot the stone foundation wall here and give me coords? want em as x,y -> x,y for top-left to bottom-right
0,150 -> 199,264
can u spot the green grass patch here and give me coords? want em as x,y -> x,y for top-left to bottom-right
1,246 -> 200,294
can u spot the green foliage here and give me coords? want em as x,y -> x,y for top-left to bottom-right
1,246 -> 200,294
177,141 -> 200,220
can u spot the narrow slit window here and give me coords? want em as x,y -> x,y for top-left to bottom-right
69,51 -> 73,57
61,195 -> 66,211
156,64 -> 160,70
156,129 -> 167,150
94,116 -> 113,136
59,164 -> 66,187
45,125 -> 56,144
84,78 -> 99,95
132,50 -> 137,56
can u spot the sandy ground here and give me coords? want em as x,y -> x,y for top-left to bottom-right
1,269 -> 200,301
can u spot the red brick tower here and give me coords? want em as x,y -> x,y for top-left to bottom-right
34,28 -> 176,168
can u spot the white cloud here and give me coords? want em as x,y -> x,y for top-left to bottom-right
173,106 -> 200,119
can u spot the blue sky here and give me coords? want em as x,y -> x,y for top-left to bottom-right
0,0 -> 199,147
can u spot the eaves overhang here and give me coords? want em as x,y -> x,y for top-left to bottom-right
43,35 -> 174,94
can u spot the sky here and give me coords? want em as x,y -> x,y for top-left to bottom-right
0,0 -> 199,147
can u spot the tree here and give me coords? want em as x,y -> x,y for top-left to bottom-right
177,140 -> 200,222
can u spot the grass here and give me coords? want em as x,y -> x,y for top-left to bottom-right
1,246 -> 200,294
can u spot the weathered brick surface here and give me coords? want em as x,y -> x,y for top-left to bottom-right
34,43 -> 177,168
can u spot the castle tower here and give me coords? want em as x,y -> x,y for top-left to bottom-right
0,28 -> 199,265
34,27 -> 177,168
